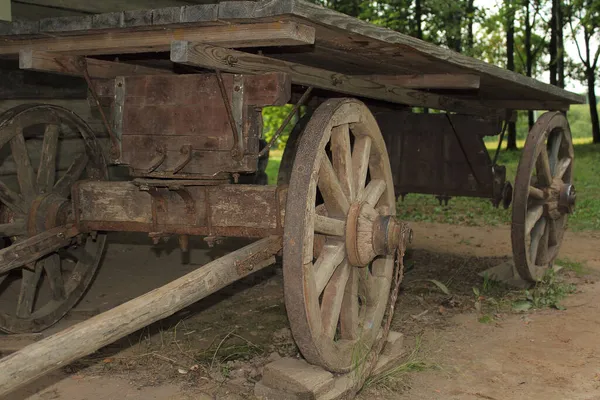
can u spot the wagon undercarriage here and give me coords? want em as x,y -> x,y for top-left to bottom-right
0,0 -> 584,396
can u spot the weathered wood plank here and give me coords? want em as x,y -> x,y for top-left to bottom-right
0,236 -> 282,397
19,51 -> 174,78
0,22 -> 315,56
480,99 -> 570,111
0,68 -> 87,100
367,74 -> 480,90
171,41 -> 501,116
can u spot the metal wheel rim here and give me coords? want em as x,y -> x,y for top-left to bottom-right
0,104 -> 107,333
283,98 -> 395,373
511,111 -> 574,282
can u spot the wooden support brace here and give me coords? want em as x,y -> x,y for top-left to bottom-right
170,41 -> 502,117
366,73 -> 480,90
0,236 -> 282,397
19,50 -> 174,78
0,22 -> 315,56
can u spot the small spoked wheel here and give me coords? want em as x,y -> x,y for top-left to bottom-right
284,98 -> 401,373
512,111 -> 575,282
0,104 -> 107,333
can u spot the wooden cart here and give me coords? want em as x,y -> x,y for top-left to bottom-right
0,0 -> 584,394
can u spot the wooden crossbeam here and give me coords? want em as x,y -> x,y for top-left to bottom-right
170,41 -> 502,116
481,99 -> 570,111
0,21 -> 315,56
366,74 -> 480,90
19,50 -> 173,78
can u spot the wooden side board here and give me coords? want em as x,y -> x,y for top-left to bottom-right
0,21 -> 315,55
171,41 -> 502,116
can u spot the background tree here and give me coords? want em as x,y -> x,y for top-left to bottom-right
567,0 -> 600,143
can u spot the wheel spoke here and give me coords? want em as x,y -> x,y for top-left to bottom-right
318,152 -> 350,217
360,179 -> 386,207
339,268 -> 359,340
331,124 -> 355,201
554,157 -> 571,180
37,125 -> 60,194
535,148 -> 552,187
528,186 -> 545,201
54,153 -> 88,198
352,136 -> 372,199
16,262 -> 43,318
320,260 -> 350,339
0,181 -> 26,215
358,268 -> 379,304
44,253 -> 65,300
549,133 -> 562,175
529,217 -> 547,265
314,214 -> 345,237
526,205 -> 544,234
10,131 -> 37,203
314,242 -> 346,295
535,220 -> 550,266
547,219 -> 558,247
0,221 -> 26,237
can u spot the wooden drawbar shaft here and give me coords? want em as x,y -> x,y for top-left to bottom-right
0,236 -> 282,396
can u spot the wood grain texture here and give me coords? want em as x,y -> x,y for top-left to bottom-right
171,41 -> 502,116
0,236 -> 282,397
367,73 -> 480,90
19,51 -> 174,78
0,22 -> 315,56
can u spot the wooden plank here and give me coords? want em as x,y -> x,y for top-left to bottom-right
0,22 -> 315,56
0,236 -> 282,397
19,51 -> 174,78
480,99 -> 570,111
15,0 -> 211,15
171,41 -> 502,116
366,74 -> 480,90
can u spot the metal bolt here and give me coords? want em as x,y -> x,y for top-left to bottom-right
57,232 -> 65,239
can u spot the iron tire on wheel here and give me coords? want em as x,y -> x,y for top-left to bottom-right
283,98 -> 396,373
511,111 -> 575,282
0,104 -> 107,333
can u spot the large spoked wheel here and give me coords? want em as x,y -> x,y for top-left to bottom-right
512,111 -> 575,282
284,98 -> 398,373
0,104 -> 107,333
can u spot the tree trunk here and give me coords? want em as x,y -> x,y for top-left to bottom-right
524,1 -> 535,130
415,0 -> 423,39
506,0 -> 517,150
466,0 -> 475,55
588,69 -> 600,143
549,0 -> 558,85
557,0 -> 565,88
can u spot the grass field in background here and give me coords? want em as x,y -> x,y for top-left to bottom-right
265,140 -> 600,231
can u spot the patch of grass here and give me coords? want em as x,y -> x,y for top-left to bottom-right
556,258 -> 587,276
478,314 -> 493,324
364,336 -> 437,390
513,269 -> 576,311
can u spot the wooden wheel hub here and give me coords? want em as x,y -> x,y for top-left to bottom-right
27,194 -> 71,236
345,202 -> 401,267
542,179 -> 576,220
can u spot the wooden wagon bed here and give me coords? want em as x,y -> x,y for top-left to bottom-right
0,0 -> 584,114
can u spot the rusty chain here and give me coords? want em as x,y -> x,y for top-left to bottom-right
347,221 -> 410,397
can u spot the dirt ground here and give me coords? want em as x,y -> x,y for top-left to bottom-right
4,222 -> 600,400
